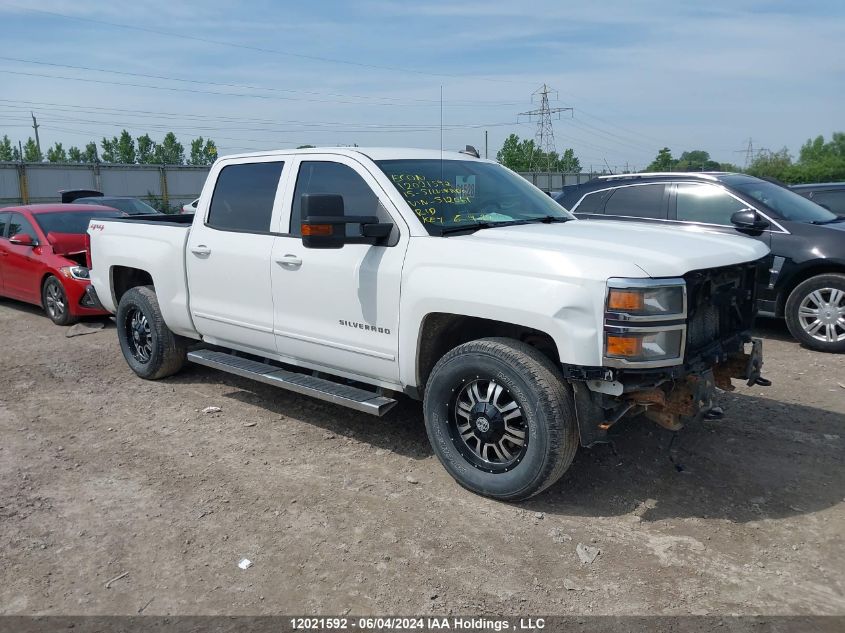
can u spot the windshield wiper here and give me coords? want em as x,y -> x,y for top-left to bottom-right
524,215 -> 571,224
437,219 -> 534,236
437,216 -> 571,236
810,217 -> 843,225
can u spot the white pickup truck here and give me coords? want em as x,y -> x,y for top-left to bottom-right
88,147 -> 770,500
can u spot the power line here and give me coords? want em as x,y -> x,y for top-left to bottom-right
0,56 -> 523,107
7,4 -> 534,86
0,104 -> 517,135
0,98 -> 506,128
1,68 -> 490,107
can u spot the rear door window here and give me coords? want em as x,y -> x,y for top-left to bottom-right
572,189 -> 612,214
675,183 -> 748,225
603,184 -> 668,219
207,161 -> 284,233
0,212 -> 9,238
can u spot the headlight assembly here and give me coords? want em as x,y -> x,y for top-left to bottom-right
59,265 -> 90,280
606,278 -> 686,320
604,278 -> 687,367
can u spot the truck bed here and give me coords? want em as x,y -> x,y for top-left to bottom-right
87,214 -> 198,338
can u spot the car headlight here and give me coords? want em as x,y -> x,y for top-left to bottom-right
606,279 -> 686,320
604,278 -> 687,367
605,327 -> 685,363
59,265 -> 90,280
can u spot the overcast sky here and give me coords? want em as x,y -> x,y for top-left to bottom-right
1,0 -> 842,170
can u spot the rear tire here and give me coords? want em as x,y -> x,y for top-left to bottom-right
42,275 -> 77,326
116,285 -> 186,379
785,273 -> 845,353
423,337 -> 578,501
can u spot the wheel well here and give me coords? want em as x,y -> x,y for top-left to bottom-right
41,272 -> 56,291
416,313 -> 560,388
111,266 -> 154,306
778,264 -> 845,315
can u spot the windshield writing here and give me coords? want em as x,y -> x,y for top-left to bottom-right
377,159 -> 572,234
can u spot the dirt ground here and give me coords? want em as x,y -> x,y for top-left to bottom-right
1,300 -> 843,617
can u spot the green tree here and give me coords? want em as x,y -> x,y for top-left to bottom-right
46,142 -> 67,163
67,146 -> 83,162
23,137 -> 42,162
202,138 -> 218,164
188,136 -> 217,165
154,132 -> 184,165
82,142 -> 99,163
675,150 -> 720,171
116,129 -> 136,164
497,133 -> 530,170
499,134 -> 546,170
746,148 -> 794,182
557,147 -> 581,172
101,136 -> 117,162
0,135 -> 13,161
296,144 -> 316,149
137,134 -> 156,164
646,147 -> 675,171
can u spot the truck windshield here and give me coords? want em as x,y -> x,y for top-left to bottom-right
376,159 -> 573,235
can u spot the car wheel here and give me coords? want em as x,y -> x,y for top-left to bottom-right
423,337 -> 578,501
42,275 -> 77,326
116,285 -> 186,379
785,273 -> 845,353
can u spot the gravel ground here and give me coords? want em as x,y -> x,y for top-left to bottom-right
1,300 -> 843,616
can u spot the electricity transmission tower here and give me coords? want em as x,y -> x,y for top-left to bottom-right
519,84 -> 572,171
736,137 -> 754,168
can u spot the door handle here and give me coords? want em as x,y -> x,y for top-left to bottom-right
190,245 -> 211,256
275,254 -> 302,268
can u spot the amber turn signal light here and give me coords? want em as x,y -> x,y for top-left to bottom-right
606,334 -> 643,357
301,223 -> 334,236
607,289 -> 645,312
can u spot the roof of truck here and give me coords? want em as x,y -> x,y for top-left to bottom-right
218,147 -> 491,162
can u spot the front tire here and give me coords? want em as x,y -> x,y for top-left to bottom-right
423,337 -> 578,501
785,274 -> 845,353
42,275 -> 77,326
116,285 -> 186,379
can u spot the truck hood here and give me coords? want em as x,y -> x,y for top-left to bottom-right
462,219 -> 770,277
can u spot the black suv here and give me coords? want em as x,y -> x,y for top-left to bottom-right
556,173 -> 845,353
790,182 -> 845,217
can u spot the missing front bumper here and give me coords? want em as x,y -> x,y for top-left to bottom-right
572,338 -> 770,445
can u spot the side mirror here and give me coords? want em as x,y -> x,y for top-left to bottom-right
301,193 -> 393,249
731,209 -> 769,233
9,233 -> 36,247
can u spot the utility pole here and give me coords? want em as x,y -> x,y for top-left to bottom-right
518,84 -> 573,171
30,112 -> 41,158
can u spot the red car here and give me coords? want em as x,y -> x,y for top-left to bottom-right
0,204 -> 121,325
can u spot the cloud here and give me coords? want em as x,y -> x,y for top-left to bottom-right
0,0 -> 842,167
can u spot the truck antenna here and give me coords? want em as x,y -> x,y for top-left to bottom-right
440,85 -> 443,179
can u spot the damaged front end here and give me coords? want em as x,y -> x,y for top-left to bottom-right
566,260 -> 770,446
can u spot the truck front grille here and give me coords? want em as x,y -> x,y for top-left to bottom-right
684,260 -> 762,359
